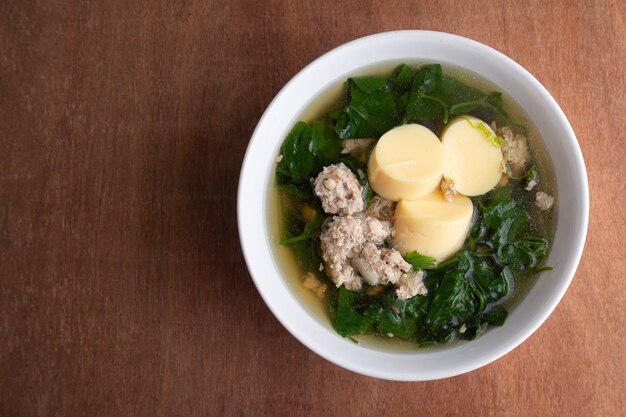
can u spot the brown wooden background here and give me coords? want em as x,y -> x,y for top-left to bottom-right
1,1 -> 624,416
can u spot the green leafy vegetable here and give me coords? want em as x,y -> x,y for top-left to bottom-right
458,307 -> 508,340
426,268 -> 475,328
391,64 -> 417,92
481,187 -> 528,246
497,237 -> 549,271
404,251 -> 437,270
376,290 -> 430,338
333,287 -> 382,338
403,64 -> 449,123
277,183 -> 314,201
276,120 -> 343,188
336,78 -> 400,139
279,209 -> 324,245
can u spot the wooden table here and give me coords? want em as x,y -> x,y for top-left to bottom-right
1,1 -> 624,416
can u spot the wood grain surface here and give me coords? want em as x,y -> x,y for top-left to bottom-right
1,1 -> 624,416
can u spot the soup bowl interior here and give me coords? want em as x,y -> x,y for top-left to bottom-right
237,31 -> 588,381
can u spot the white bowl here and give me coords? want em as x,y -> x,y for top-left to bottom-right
237,31 -> 589,381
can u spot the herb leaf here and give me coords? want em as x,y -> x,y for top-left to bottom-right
404,251 -> 438,270
336,78 -> 400,139
333,287 -> 382,337
403,64 -> 449,124
276,120 -> 343,187
280,209 -> 324,245
426,253 -> 476,328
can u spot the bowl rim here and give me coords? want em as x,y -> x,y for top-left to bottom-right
237,30 -> 589,381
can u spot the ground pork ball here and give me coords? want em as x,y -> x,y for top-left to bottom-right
320,215 -> 397,289
334,262 -> 362,291
352,243 -> 411,286
497,125 -> 530,177
395,270 -> 428,300
363,215 -> 391,245
314,163 -> 363,216
320,216 -> 366,267
302,272 -> 327,298
535,191 -> 555,210
440,178 -> 458,202
320,214 -> 426,296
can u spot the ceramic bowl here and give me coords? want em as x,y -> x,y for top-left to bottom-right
237,31 -> 588,381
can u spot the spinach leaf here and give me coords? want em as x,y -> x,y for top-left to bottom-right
472,264 -> 514,309
404,251 -> 437,270
276,120 -> 343,188
376,305 -> 418,339
280,207 -> 325,272
441,77 -> 486,105
280,209 -> 325,245
458,321 -> 489,340
333,287 -> 382,338
447,88 -> 528,134
403,64 -> 449,124
310,120 -> 343,166
276,122 -> 313,184
336,78 -> 400,139
415,64 -> 444,95
426,253 -> 476,328
391,64 -> 417,92
458,307 -> 509,341
339,154 -> 367,174
290,237 -> 324,273
482,306 -> 508,325
481,187 -> 528,246
277,183 -> 314,201
498,237 -> 549,271
449,91 -> 505,118
374,290 -> 430,339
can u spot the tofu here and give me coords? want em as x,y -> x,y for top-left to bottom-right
368,124 -> 445,201
441,116 -> 504,196
394,191 -> 474,261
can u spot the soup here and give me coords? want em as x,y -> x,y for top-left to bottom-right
271,63 -> 556,347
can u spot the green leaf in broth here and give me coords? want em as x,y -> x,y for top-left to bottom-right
374,291 -> 419,339
497,237 -> 549,271
404,251 -> 438,270
403,64 -> 449,123
336,78 -> 400,138
279,209 -> 325,246
471,263 -> 514,309
333,287 -> 382,337
426,269 -> 476,328
391,64 -> 417,92
482,306 -> 508,325
277,183 -> 314,201
349,76 -> 392,93
277,122 -> 313,184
